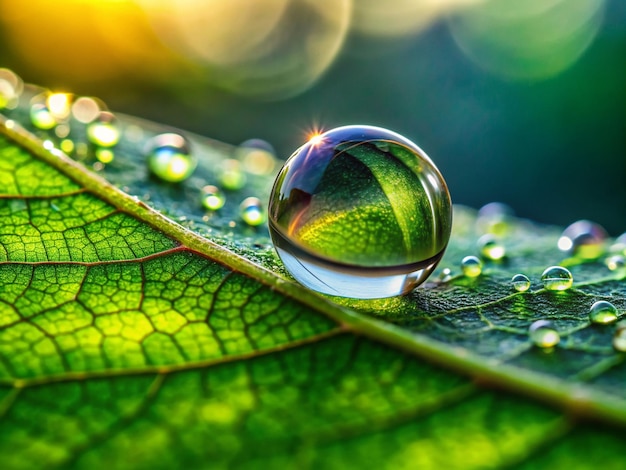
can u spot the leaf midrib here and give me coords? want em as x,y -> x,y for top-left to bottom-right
1,115 -> 625,430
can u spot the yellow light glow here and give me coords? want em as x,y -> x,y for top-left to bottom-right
308,133 -> 324,146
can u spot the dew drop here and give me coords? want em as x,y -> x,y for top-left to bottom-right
478,234 -> 506,261
146,133 -> 196,183
461,255 -> 482,278
541,266 -> 573,291
95,148 -> 115,164
0,68 -> 23,109
589,300 -> 619,325
558,220 -> 607,260
610,233 -> 626,256
240,197 -> 266,226
511,273 -> 530,292
87,112 -> 120,148
220,159 -> 247,190
71,96 -> 102,124
605,255 -> 626,272
612,321 -> 626,352
438,267 -> 452,282
476,202 -> 514,235
60,139 -> 75,155
268,125 -> 452,299
201,185 -> 226,211
46,93 -> 73,120
30,103 -> 57,130
529,320 -> 560,349
237,139 -> 276,175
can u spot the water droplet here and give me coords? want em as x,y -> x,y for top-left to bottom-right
30,103 -> 57,130
146,133 -> 196,183
220,159 -> 247,190
201,185 -> 226,211
511,273 -> 530,292
0,68 -> 23,109
95,148 -> 115,164
46,93 -> 73,120
612,321 -> 626,352
60,139 -> 75,155
71,96 -> 102,123
237,138 -> 276,175
268,125 -> 452,298
87,112 -> 120,148
541,266 -> 573,291
461,256 -> 483,278
478,234 -> 506,261
605,255 -> 626,272
529,320 -> 560,349
240,197 -> 266,226
589,300 -> 619,325
611,233 -> 626,256
476,202 -> 514,235
438,267 -> 452,282
557,220 -> 607,259
55,123 -> 70,139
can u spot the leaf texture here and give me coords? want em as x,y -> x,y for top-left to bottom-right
0,108 -> 625,470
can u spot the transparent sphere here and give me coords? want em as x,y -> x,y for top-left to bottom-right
146,133 -> 196,183
268,125 -> 452,299
557,220 -> 607,260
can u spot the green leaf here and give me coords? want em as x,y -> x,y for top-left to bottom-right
0,106 -> 625,470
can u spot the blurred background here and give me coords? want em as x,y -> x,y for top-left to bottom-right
0,0 -> 624,233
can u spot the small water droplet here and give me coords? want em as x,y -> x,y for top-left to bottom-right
95,148 -> 115,164
610,233 -> 626,256
612,321 -> 626,352
146,133 -> 196,183
201,185 -> 226,211
541,266 -> 573,291
605,255 -> 626,272
529,320 -> 560,349
220,159 -> 247,190
240,197 -> 266,226
60,139 -> 75,155
71,96 -> 102,123
589,300 -> 619,325
87,112 -> 120,148
46,93 -> 73,120
511,273 -> 530,292
478,234 -> 505,261
461,255 -> 482,278
558,220 -> 607,260
476,202 -> 514,235
438,267 -> 452,282
268,125 -> 452,298
0,68 -> 23,109
30,103 -> 57,130
237,138 -> 276,175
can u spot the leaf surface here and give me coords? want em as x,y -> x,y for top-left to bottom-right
0,104 -> 625,469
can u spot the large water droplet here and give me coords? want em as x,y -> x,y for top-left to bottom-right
557,220 -> 607,260
268,125 -> 452,299
529,320 -> 560,349
589,300 -> 619,325
461,255 -> 482,278
87,111 -> 120,148
511,273 -> 530,292
146,133 -> 196,183
541,266 -> 573,291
